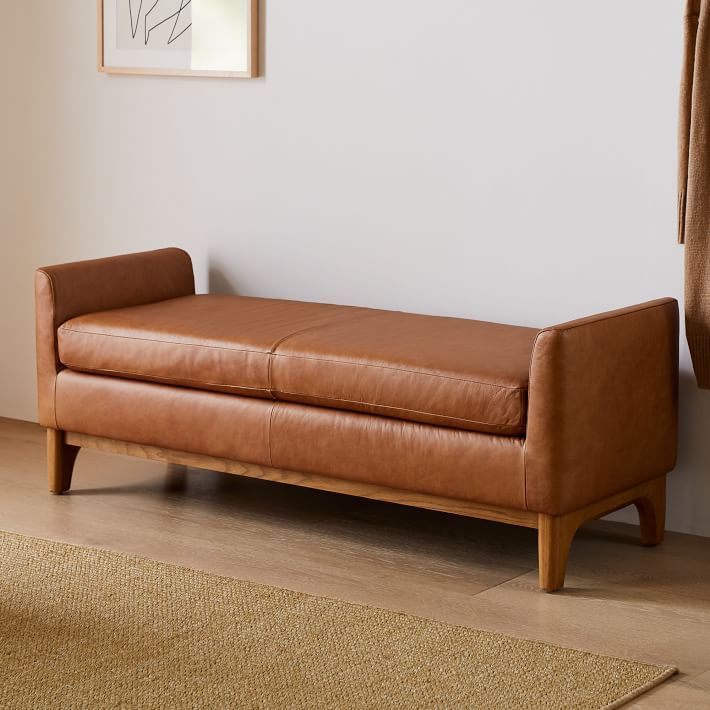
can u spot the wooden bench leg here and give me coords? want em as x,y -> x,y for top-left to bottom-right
538,512 -> 579,593
47,429 -> 80,495
538,475 -> 668,592
634,475 -> 666,546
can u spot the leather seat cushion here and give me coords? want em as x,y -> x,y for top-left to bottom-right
55,370 -> 527,509
57,294 -> 538,435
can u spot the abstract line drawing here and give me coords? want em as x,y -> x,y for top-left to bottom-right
101,0 -> 258,78
127,0 -> 192,47
129,0 -> 143,38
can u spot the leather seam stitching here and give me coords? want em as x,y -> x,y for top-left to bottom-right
267,310 -> 384,397
60,364 -> 523,432
38,269 -> 60,430
60,364 -> 268,392
541,300 -> 674,335
522,328 -> 548,512
58,328 -> 269,355
267,402 -> 275,466
269,310 -> 381,354
271,354 -> 528,391
59,329 -> 529,392
276,391 -> 523,431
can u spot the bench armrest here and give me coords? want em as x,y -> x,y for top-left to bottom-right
524,298 -> 679,515
35,248 -> 195,427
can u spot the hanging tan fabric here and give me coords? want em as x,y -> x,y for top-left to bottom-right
680,0 -> 710,387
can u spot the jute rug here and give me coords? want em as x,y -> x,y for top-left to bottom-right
0,530 -> 675,709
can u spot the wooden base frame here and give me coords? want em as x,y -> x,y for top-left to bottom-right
49,429 -> 667,592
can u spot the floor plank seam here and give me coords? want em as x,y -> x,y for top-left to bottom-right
472,567 -> 536,596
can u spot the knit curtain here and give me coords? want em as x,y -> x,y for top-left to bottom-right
679,0 -> 710,387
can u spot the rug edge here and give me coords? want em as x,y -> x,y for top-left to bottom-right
601,665 -> 678,710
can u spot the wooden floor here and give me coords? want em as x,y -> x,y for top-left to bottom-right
2,417 -> 709,708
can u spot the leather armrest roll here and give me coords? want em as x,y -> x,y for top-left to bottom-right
35,248 -> 195,427
524,298 -> 679,515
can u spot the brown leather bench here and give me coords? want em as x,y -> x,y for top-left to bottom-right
35,248 -> 679,591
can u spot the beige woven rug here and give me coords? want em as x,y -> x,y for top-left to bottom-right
0,530 -> 674,709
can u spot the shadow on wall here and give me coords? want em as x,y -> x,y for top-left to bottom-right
259,0 -> 267,76
673,370 -> 710,533
208,263 -> 239,295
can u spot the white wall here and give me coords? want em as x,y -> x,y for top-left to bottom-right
3,1 -> 709,535
0,2 -> 33,420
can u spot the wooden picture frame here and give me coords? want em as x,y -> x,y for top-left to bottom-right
98,0 -> 258,78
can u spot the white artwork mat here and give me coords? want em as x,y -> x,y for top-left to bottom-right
103,0 -> 249,73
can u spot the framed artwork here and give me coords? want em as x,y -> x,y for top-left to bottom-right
98,0 -> 258,78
